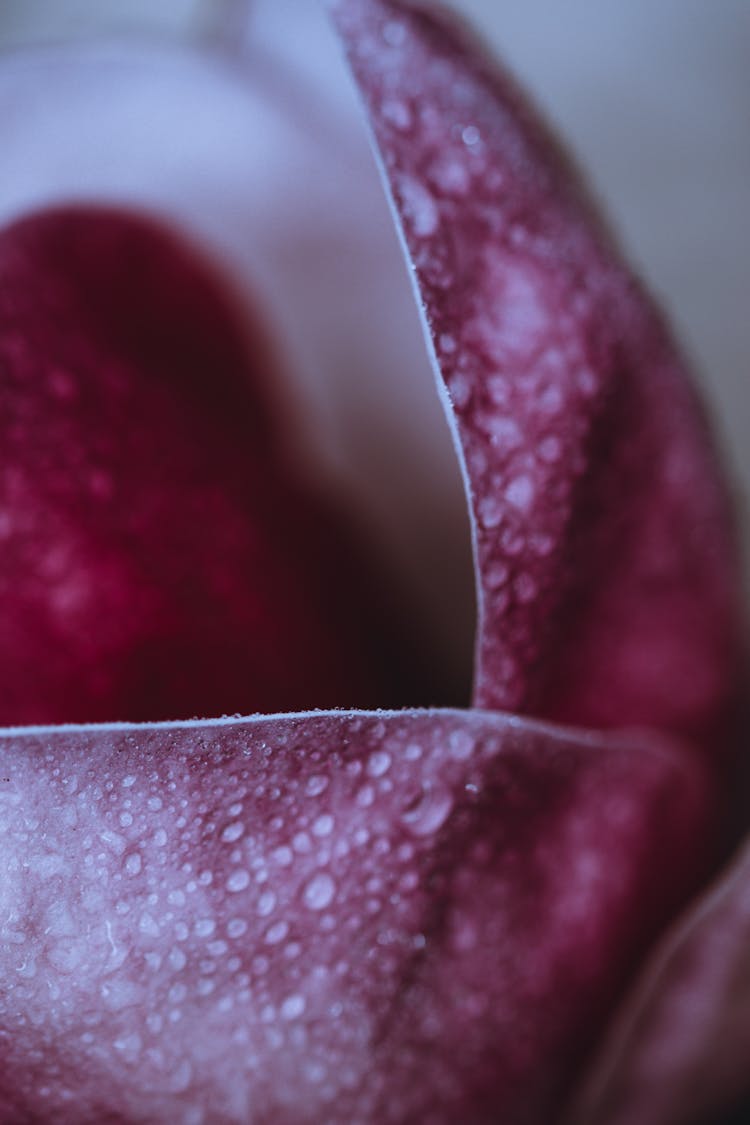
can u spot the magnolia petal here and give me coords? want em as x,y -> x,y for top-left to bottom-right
571,831 -> 750,1125
0,709 -> 715,1123
0,28 -> 474,683
0,206 -> 419,723
330,0 -> 744,747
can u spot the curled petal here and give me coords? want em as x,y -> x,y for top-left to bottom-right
0,710 -> 715,1123
572,832 -> 750,1125
330,0 -> 744,748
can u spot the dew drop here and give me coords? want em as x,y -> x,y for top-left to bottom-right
168,947 -> 187,972
367,751 -> 391,778
356,785 -> 375,809
505,475 -> 535,511
312,814 -> 334,838
265,921 -> 289,945
124,852 -> 142,876
280,994 -> 306,1021
305,776 -> 328,797
303,873 -> 335,911
448,729 -> 474,761
401,784 -> 453,837
226,869 -> 250,893
257,890 -> 277,917
221,821 -> 244,844
169,1059 -> 193,1094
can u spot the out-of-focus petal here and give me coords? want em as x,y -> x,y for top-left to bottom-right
571,831 -> 750,1125
330,0 -> 744,749
0,206 -> 420,722
0,26 -> 475,682
0,709 -> 715,1123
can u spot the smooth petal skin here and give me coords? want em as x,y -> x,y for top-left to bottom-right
571,834 -> 750,1125
0,28 -> 475,686
0,207 -> 423,723
330,0 -> 745,749
0,711 -> 715,1124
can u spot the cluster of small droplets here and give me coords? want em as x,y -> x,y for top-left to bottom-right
0,709 -> 709,1122
334,0 -> 739,740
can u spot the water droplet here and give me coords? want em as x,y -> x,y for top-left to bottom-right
195,918 -> 215,938
169,1059 -> 192,1094
381,98 -> 412,131
139,912 -> 160,938
505,475 -> 535,511
367,751 -> 391,778
124,852 -> 142,876
257,890 -> 276,917
479,497 -> 504,529
312,814 -> 334,838
448,730 -> 474,761
304,873 -> 335,911
514,573 -> 538,604
226,869 -> 250,893
227,918 -> 247,939
462,124 -> 481,148
538,435 -> 562,464
293,832 -> 312,854
100,830 -> 126,856
121,775 -> 136,789
265,920 -> 289,945
113,1031 -> 141,1057
401,785 -> 453,837
305,776 -> 328,797
280,994 -> 306,1021
168,947 -> 186,972
169,983 -> 187,1005
398,174 -> 440,237
221,821 -> 244,844
356,785 -> 375,808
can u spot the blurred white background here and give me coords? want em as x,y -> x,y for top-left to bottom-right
1,0 -> 747,551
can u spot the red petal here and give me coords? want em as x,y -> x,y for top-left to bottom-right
329,0 -> 744,749
572,833 -> 750,1125
0,36 -> 475,685
0,711 -> 714,1123
0,206 -> 420,723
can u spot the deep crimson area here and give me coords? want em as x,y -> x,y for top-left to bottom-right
0,207 -> 414,724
